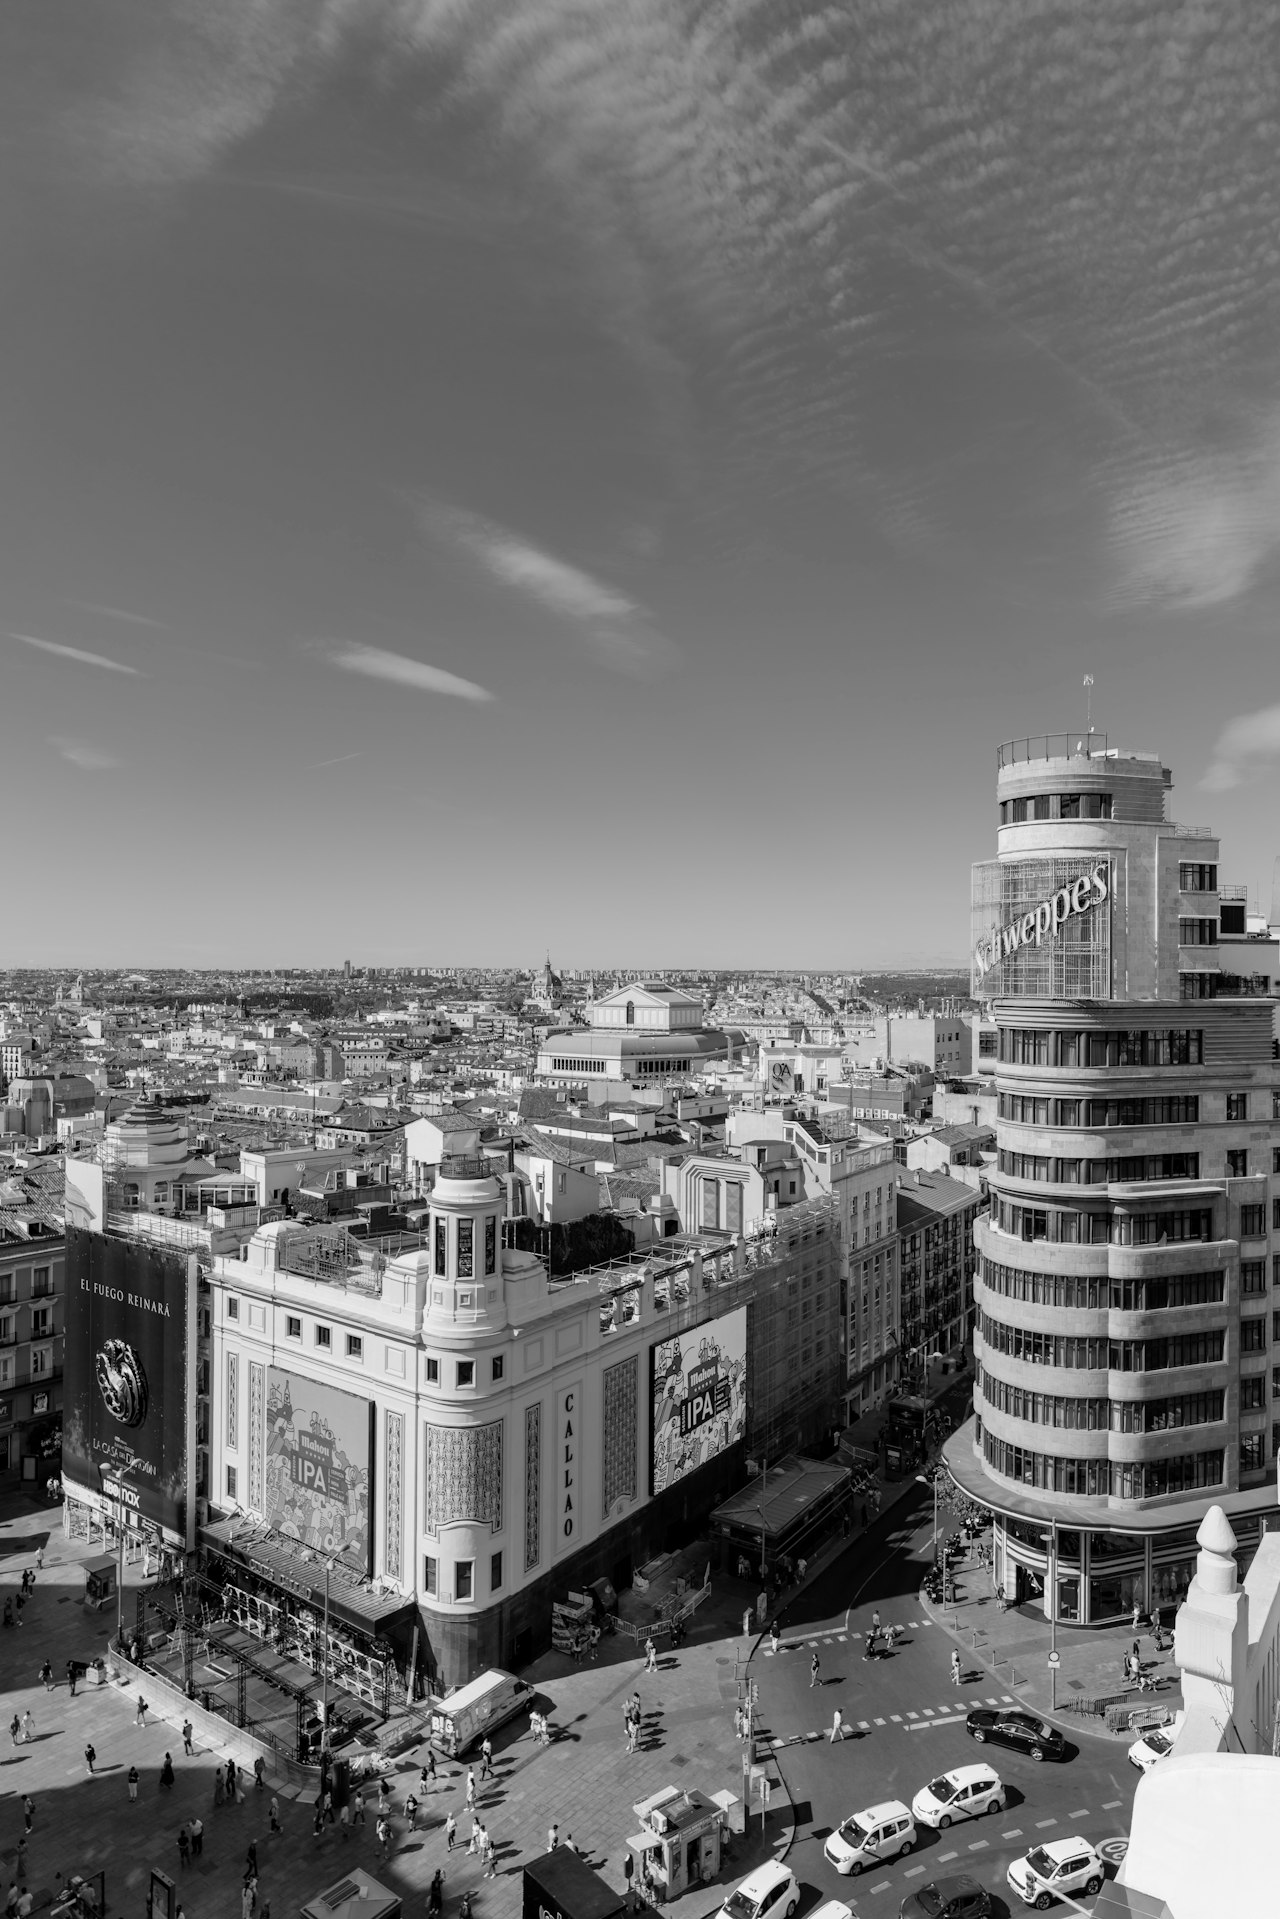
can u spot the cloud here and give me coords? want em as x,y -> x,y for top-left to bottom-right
307,751 -> 364,769
1202,703 -> 1280,791
11,631 -> 141,675
70,602 -> 167,630
328,643 -> 493,702
425,504 -> 677,677
1108,413 -> 1280,609
49,736 -> 120,772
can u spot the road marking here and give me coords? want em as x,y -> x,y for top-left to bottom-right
890,1715 -> 903,1722
906,1711 -> 919,1719
1102,1800 -> 1122,1810
938,1852 -> 958,1863
1001,1695 -> 1014,1702
922,1708 -> 935,1716
1003,1830 -> 1023,1840
858,1721 -> 871,1730
985,1697 -> 1001,1704
868,1884 -> 890,1896
873,1717 -> 886,1726
1070,1808 -> 1089,1818
1035,1818 -> 1057,1829
968,1841 -> 988,1851
905,1715 -> 965,1731
903,1867 -> 924,1878
908,1619 -> 919,1627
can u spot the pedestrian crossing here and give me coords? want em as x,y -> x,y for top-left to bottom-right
762,1619 -> 935,1655
767,1698 -> 1015,1747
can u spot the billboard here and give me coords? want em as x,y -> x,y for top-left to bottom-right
970,855 -> 1113,1000
650,1309 -> 748,1496
63,1227 -> 197,1544
264,1367 -> 374,1573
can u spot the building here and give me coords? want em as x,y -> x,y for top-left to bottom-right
536,983 -> 729,1090
946,735 -> 1280,1624
206,1152 -> 844,1691
0,1164 -> 65,1484
896,1167 -> 982,1384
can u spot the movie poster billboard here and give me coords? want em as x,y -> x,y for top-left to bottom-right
650,1308 -> 748,1495
264,1367 -> 374,1573
62,1226 -> 197,1544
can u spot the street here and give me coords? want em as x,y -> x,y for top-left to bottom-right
751,1484 -> 1139,1916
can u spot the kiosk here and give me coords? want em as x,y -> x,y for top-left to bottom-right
523,1851 -> 626,1919
626,1788 -> 727,1903
82,1555 -> 116,1612
301,1869 -> 402,1919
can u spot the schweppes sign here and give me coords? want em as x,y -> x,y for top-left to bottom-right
974,862 -> 1110,981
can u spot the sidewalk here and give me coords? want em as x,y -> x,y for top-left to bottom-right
918,1544 -> 1183,1739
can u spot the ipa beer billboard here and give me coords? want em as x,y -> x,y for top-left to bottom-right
264,1367 -> 374,1573
63,1226 -> 197,1545
650,1308 -> 748,1495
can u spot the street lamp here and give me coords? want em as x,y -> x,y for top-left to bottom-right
318,1541 -> 362,1745
1041,1523 -> 1058,1710
758,1458 -> 769,1582
104,1462 -> 139,1650
916,1469 -> 940,1569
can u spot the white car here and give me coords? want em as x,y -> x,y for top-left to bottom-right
911,1764 -> 1005,1828
1007,1838 -> 1104,1910
1128,1712 -> 1185,1772
823,1799 -> 917,1876
718,1862 -> 800,1919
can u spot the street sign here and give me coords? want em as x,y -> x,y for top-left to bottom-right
1047,1650 -> 1061,1668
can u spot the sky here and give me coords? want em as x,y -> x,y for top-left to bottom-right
3,1 -> 1279,970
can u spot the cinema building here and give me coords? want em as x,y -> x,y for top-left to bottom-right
207,1157 -> 842,1692
947,735 -> 1280,1624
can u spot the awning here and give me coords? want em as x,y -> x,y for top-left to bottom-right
200,1521 -> 416,1633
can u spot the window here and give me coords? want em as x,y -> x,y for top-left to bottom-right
485,1215 -> 496,1277
0,1315 -> 11,1346
424,1555 -> 438,1596
426,1357 -> 440,1384
1179,918 -> 1218,945
286,1315 -> 302,1340
346,1334 -> 363,1360
455,1560 -> 474,1601
456,1360 -> 475,1388
1241,1205 -> 1266,1237
227,1296 -> 240,1320
1274,1149 -> 1280,1174
434,1217 -> 446,1277
1241,1319 -> 1267,1354
30,1347 -> 51,1377
1226,1092 -> 1248,1122
1242,1261 -> 1267,1295
226,1465 -> 238,1499
31,1306 -> 50,1338
1179,862 -> 1217,892
1240,1434 -> 1265,1474
1241,1377 -> 1266,1411
490,1550 -> 503,1592
491,1355 -> 504,1382
32,1266 -> 50,1296
1227,1150 -> 1249,1177
457,1218 -> 473,1279
315,1324 -> 332,1349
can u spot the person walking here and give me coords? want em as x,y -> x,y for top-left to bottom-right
84,1741 -> 96,1776
375,1816 -> 391,1863
405,1794 -> 419,1833
128,1766 -> 140,1803
39,1662 -> 52,1693
177,1828 -> 190,1873
21,1797 -> 33,1836
645,1637 -> 657,1673
352,1789 -> 366,1826
189,1817 -> 203,1858
464,1768 -> 477,1811
871,1610 -> 881,1638
950,1649 -> 962,1688
548,1823 -> 559,1853
810,1651 -> 820,1688
445,1812 -> 457,1852
161,1753 -> 175,1791
14,1844 -> 26,1885
35,1548 -> 44,1572
482,1832 -> 497,1879
226,1758 -> 238,1801
135,1694 -> 148,1728
479,1735 -> 494,1780
770,1622 -> 780,1655
9,1714 -> 20,1748
428,1871 -> 444,1919
240,1882 -> 253,1919
245,1877 -> 259,1918
245,1843 -> 258,1882
829,1707 -> 846,1743
421,1749 -> 437,1791
181,1720 -> 194,1758
339,1799 -> 352,1842
214,1770 -> 226,1809
1132,1602 -> 1142,1632
269,1796 -> 281,1836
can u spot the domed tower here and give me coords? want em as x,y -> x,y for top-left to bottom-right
101,1092 -> 192,1210
424,1153 -> 508,1334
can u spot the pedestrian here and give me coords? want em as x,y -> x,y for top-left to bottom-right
548,1823 -> 559,1852
190,1817 -> 203,1858
9,1714 -> 20,1748
136,1693 -> 148,1728
428,1871 -> 444,1919
352,1789 -> 366,1825
339,1799 -> 351,1842
84,1741 -> 96,1775
1132,1639 -> 1141,1665
465,1767 -> 476,1810
161,1753 -> 175,1791
313,1802 -> 325,1840
810,1651 -> 820,1688
798,1557 -> 807,1582
245,1842 -> 258,1880
645,1637 -> 657,1673
246,1876 -> 258,1916
39,1662 -> 52,1693
770,1622 -> 779,1655
67,1660 -> 77,1697
35,1548 -> 44,1571
177,1829 -> 190,1873
445,1812 -> 457,1852
589,1623 -> 601,1660
376,1816 -> 391,1862
871,1610 -> 881,1636
254,1755 -> 266,1791
482,1832 -> 496,1878
181,1718 -> 194,1757
743,1607 -> 752,1639
214,1770 -> 226,1809
5,1883 -> 16,1918
405,1794 -> 419,1832
323,1788 -> 335,1825
15,1892 -> 30,1919
467,1818 -> 481,1856
829,1707 -> 845,1743
624,1853 -> 635,1912
422,1749 -> 437,1789
21,1797 -> 33,1836
14,1846 -> 26,1885
128,1765 -> 140,1803
269,1796 -> 281,1835
1132,1602 -> 1142,1632
480,1735 -> 493,1780
241,1883 -> 253,1919
950,1649 -> 962,1687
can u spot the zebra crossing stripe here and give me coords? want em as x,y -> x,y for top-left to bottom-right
890,1715 -> 903,1723
873,1717 -> 886,1726
858,1721 -> 871,1730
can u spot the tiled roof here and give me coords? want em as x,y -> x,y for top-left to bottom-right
0,1157 -> 66,1238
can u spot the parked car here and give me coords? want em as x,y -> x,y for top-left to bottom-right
1128,1712 -> 1185,1772
823,1800 -> 917,1876
910,1764 -> 1005,1828
965,1707 -> 1065,1762
1007,1838 -> 1104,1909
899,1875 -> 993,1919
718,1862 -> 800,1919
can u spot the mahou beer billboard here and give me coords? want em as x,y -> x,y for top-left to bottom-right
63,1226 -> 198,1545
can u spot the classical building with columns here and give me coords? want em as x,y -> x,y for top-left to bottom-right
207,1152 -> 841,1692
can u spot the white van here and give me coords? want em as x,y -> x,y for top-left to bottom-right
427,1669 -> 531,1756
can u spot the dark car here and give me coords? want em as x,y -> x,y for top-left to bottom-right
965,1706 -> 1065,1762
900,1874 -> 993,1919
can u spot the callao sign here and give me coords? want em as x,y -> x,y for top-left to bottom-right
974,862 -> 1110,981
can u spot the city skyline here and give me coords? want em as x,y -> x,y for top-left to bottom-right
3,3 -> 1279,967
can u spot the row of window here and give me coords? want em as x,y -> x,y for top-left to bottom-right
980,1260 -> 1225,1311
423,1552 -> 503,1601
1178,918 -> 1218,945
999,1094 -> 1201,1126
1179,973 -> 1275,1000
434,1216 -> 498,1281
0,1305 -> 55,1342
0,1266 -> 53,1303
998,1150 -> 1200,1184
1000,1027 -> 1203,1068
232,1300 -> 506,1387
1179,863 -> 1218,893
992,1198 -> 1216,1245
979,1368 -> 1224,1433
999,792 -> 1113,823
979,1311 -> 1226,1370
982,1430 -> 1224,1498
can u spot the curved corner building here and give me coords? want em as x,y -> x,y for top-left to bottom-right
946,735 -> 1278,1624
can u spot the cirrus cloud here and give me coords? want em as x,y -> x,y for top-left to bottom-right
328,642 -> 493,702
49,735 -> 120,772
1202,702 -> 1280,792
11,630 -> 141,675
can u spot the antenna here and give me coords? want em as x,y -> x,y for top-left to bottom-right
1083,674 -> 1095,739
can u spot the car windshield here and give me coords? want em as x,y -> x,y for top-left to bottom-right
725,1893 -> 757,1919
1024,1850 -> 1056,1879
1033,1722 -> 1054,1738
1146,1732 -> 1171,1756
914,1891 -> 942,1917
840,1817 -> 873,1845
927,1777 -> 958,1802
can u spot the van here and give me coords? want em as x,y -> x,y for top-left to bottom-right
427,1669 -> 531,1757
